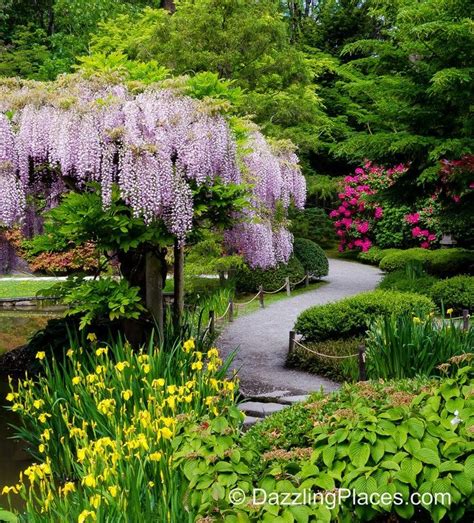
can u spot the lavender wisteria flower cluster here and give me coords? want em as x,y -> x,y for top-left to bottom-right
0,80 -> 305,268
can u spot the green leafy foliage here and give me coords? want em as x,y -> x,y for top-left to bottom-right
366,313 -> 474,379
373,205 -> 412,248
197,364 -> 474,522
289,207 -> 336,247
234,255 -> 305,293
55,277 -> 145,329
295,290 -> 435,342
292,238 -> 329,278
431,276 -> 474,312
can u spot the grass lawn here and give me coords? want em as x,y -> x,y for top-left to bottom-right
0,279 -> 57,299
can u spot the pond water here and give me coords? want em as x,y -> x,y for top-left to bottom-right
0,310 -> 62,512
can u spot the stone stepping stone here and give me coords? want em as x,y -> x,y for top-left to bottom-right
278,395 -> 309,405
239,401 -> 287,418
242,416 -> 261,430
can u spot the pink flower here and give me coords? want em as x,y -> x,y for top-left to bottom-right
349,198 -> 358,206
374,207 -> 383,219
357,221 -> 370,234
412,226 -> 422,238
405,213 -> 419,224
428,234 -> 436,241
336,230 -> 345,237
329,210 -> 339,218
420,230 -> 429,237
341,217 -> 353,228
452,195 -> 460,203
469,182 -> 474,189
361,239 -> 372,251
420,241 -> 430,249
355,167 -> 365,175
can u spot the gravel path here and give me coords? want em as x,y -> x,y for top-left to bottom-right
217,258 -> 382,397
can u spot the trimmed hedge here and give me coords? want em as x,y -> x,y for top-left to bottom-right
378,269 -> 437,296
357,247 -> 401,265
380,247 -> 474,277
292,238 -> 328,278
431,275 -> 474,312
234,255 -> 305,293
294,290 -> 435,342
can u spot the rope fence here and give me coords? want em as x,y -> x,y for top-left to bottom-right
289,330 -> 367,381
204,271 -> 317,337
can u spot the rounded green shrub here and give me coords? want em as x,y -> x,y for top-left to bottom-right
379,247 -> 474,276
431,275 -> 474,311
428,248 -> 474,277
293,238 -> 328,278
358,247 -> 401,265
379,248 -> 431,272
234,255 -> 305,293
294,290 -> 435,342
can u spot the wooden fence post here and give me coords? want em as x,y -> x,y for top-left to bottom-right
462,309 -> 470,331
289,331 -> 295,355
228,299 -> 234,322
285,276 -> 291,296
358,344 -> 367,381
259,285 -> 265,308
305,272 -> 310,287
209,310 -> 215,334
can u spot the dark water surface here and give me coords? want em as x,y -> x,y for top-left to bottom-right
0,310 -> 61,512
0,377 -> 29,512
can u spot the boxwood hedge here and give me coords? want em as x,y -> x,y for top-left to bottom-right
294,290 -> 435,342
431,275 -> 474,312
380,248 -> 474,277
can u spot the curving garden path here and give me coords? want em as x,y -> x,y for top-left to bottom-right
218,258 -> 382,398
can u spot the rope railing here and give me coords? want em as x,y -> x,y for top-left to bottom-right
215,301 -> 232,321
234,292 -> 261,306
289,273 -> 313,288
262,282 -> 288,295
203,271 -> 319,338
289,330 -> 367,381
293,338 -> 359,360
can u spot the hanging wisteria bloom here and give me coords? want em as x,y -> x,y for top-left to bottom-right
0,79 -> 306,269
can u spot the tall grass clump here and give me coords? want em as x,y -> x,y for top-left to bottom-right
365,313 -> 474,379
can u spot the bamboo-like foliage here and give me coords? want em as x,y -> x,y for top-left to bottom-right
365,313 -> 474,380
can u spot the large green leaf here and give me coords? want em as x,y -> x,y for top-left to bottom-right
348,441 -> 371,468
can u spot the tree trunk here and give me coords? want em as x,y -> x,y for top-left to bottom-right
173,240 -> 184,329
146,252 -> 164,335
161,0 -> 176,12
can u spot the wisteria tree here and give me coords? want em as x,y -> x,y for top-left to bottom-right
0,77 -> 305,332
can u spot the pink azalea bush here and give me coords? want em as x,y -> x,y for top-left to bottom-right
329,162 -> 407,252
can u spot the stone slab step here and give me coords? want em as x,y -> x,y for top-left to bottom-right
239,401 -> 287,418
242,416 -> 261,430
278,395 -> 309,405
